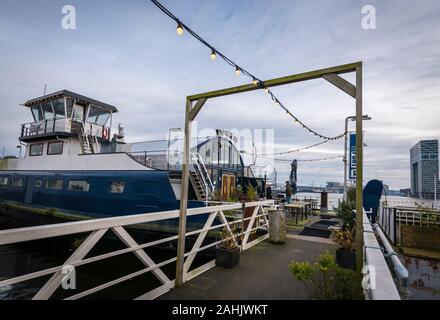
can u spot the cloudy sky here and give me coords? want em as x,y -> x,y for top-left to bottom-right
0,0 -> 439,189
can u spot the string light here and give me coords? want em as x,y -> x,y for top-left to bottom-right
176,22 -> 184,35
275,155 -> 343,163
210,50 -> 217,61
151,0 -> 345,141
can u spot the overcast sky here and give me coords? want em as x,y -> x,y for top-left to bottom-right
1,0 -> 439,189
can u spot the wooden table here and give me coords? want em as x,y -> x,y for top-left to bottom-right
284,202 -> 311,224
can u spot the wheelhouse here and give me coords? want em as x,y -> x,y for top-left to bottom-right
20,90 -> 117,143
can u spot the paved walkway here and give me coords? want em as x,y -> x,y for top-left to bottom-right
160,237 -> 335,300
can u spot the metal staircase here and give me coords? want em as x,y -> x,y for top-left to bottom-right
189,152 -> 214,201
78,122 -> 99,154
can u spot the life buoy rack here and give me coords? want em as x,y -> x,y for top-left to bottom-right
102,127 -> 109,140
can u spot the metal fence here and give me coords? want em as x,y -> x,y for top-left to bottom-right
378,204 -> 440,246
0,200 -> 274,300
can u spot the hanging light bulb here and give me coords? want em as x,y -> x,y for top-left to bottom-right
264,88 -> 269,94
235,67 -> 241,76
253,78 -> 258,86
176,23 -> 184,35
210,50 -> 217,61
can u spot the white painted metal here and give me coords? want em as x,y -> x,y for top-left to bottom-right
0,200 -> 274,300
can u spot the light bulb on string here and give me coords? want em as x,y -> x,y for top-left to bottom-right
253,78 -> 258,86
210,50 -> 217,61
235,67 -> 241,76
264,88 -> 269,94
176,23 -> 184,35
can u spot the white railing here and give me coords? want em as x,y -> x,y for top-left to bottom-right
0,200 -> 274,300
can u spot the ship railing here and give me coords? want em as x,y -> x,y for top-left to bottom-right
20,118 -> 72,138
0,200 -> 274,300
361,210 -> 407,300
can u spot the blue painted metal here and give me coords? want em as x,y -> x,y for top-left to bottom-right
0,170 -> 204,221
363,179 -> 384,222
349,133 -> 357,180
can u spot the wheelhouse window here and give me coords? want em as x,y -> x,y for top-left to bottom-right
73,104 -> 85,121
46,179 -> 63,190
47,141 -> 63,155
109,181 -> 125,193
52,98 -> 65,118
41,102 -> 54,119
87,106 -> 110,125
0,177 -> 9,186
11,177 -> 24,188
31,105 -> 44,122
67,180 -> 90,192
29,144 -> 44,156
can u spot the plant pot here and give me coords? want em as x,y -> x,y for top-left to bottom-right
216,246 -> 240,268
336,249 -> 356,270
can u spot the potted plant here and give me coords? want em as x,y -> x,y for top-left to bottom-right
331,228 -> 356,270
216,225 -> 240,268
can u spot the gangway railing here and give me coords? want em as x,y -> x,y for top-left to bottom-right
0,200 -> 274,300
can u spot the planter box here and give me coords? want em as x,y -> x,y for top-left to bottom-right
216,246 -> 240,268
336,249 -> 356,270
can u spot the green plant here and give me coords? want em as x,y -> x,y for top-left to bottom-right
246,185 -> 259,202
336,200 -> 355,230
331,229 -> 355,252
289,251 -> 363,300
219,225 -> 239,251
347,186 -> 356,206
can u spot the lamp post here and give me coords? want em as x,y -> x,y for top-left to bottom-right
343,115 -> 371,201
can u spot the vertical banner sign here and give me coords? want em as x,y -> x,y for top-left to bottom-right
349,133 -> 357,180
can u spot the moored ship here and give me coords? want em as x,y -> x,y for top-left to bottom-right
0,90 -> 265,230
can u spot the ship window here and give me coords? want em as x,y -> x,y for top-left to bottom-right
88,106 -> 110,125
68,180 -> 90,192
29,144 -> 43,156
66,98 -> 74,118
0,177 -> 8,186
109,181 -> 125,193
41,102 -> 54,119
34,179 -> 42,188
46,179 -> 63,190
52,98 -> 65,118
11,177 -> 24,188
31,105 -> 44,122
73,104 -> 85,121
47,141 -> 63,155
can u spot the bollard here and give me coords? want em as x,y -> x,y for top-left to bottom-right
320,192 -> 328,214
268,209 -> 286,244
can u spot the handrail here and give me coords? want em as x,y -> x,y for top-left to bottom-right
374,224 -> 410,298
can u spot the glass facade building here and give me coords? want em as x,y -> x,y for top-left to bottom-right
410,140 -> 439,199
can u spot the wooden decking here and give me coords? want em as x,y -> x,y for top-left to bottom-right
160,236 -> 335,300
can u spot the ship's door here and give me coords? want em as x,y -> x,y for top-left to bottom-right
221,174 -> 236,200
24,177 -> 34,203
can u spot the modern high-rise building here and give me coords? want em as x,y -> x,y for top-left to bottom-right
410,140 -> 439,199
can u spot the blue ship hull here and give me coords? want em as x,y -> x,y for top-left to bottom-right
0,170 -> 206,229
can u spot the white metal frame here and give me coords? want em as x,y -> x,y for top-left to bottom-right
0,200 -> 273,300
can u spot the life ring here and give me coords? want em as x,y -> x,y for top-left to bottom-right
102,127 -> 109,140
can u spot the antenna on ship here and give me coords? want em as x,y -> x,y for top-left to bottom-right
43,84 -> 47,96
